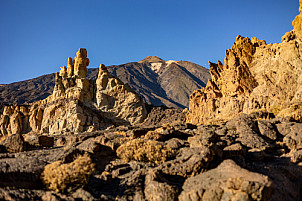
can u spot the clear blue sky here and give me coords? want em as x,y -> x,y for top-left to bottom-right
0,0 -> 299,84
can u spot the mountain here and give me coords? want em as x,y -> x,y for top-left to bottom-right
0,57 -> 210,108
0,74 -> 56,105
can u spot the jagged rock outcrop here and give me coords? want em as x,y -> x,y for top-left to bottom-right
96,64 -> 147,125
187,5 -> 302,125
53,48 -> 93,102
0,48 -> 147,136
0,96 -> 109,135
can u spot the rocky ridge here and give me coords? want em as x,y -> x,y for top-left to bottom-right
187,12 -> 302,124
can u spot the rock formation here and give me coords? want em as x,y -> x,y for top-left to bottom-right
53,48 -> 92,102
0,48 -> 147,135
96,64 -> 147,125
187,7 -> 302,125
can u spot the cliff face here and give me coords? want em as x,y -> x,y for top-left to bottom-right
0,49 -> 147,135
187,6 -> 302,124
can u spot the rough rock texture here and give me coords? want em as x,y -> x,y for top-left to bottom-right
187,6 -> 302,124
0,113 -> 301,200
0,48 -> 147,135
142,106 -> 186,127
0,98 -> 109,135
179,160 -> 273,201
96,64 -> 147,125
0,134 -> 26,153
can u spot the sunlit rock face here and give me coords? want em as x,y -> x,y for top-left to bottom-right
96,64 -> 147,125
0,48 -> 147,135
187,4 -> 302,125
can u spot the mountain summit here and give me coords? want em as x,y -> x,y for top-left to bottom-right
139,56 -> 165,63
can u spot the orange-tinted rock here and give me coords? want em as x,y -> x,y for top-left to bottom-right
74,48 -> 89,79
96,64 -> 147,125
67,57 -> 74,77
59,66 -> 67,78
0,48 -> 147,136
187,3 -> 302,125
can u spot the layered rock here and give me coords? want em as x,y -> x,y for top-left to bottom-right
187,5 -> 302,124
0,48 -> 147,135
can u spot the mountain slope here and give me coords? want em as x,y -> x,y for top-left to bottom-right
0,74 -> 55,105
0,57 -> 210,108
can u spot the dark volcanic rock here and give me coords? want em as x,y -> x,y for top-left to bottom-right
142,106 -> 186,127
0,148 -> 63,188
0,114 -> 301,200
144,169 -> 179,201
179,160 -> 274,201
226,114 -> 270,150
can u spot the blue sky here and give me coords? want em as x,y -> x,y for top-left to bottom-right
0,0 -> 299,84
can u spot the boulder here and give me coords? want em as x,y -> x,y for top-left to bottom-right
226,115 -> 270,150
179,159 -> 274,201
144,169 -> 179,201
155,146 -> 214,177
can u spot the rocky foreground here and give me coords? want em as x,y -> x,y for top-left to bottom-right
0,110 -> 302,200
